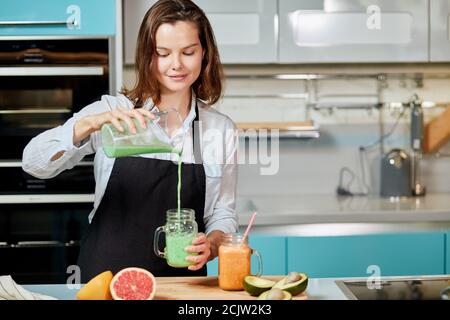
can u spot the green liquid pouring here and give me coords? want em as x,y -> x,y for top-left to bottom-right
177,155 -> 182,215
168,151 -> 198,268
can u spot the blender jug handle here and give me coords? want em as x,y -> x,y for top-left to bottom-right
153,226 -> 166,258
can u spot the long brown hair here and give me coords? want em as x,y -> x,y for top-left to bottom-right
122,0 -> 224,107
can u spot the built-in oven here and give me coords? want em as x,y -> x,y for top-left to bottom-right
0,202 -> 92,284
0,36 -> 115,283
0,37 -> 113,193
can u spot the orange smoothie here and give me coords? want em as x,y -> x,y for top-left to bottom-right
218,243 -> 251,291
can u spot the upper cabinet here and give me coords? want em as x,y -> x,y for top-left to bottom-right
123,0 -> 277,64
0,0 -> 116,36
193,0 -> 277,63
123,0 -> 156,65
430,0 -> 450,62
123,0 -> 449,64
278,0 -> 429,63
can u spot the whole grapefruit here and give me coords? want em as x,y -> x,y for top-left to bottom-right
110,267 -> 156,300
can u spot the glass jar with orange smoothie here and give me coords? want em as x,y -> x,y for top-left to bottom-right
218,233 -> 262,291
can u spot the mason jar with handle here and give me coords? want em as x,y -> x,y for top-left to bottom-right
218,233 -> 263,291
154,208 -> 198,268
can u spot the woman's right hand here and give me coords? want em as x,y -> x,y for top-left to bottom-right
73,107 -> 156,146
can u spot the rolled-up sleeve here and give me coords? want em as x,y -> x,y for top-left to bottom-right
22,95 -> 114,179
204,118 -> 239,235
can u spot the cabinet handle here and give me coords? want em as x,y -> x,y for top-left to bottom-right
0,20 -> 77,27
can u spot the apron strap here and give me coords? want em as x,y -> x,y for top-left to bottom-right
193,101 -> 202,165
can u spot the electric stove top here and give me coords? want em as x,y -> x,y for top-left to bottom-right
336,276 -> 450,300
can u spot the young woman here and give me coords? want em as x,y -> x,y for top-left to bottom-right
22,0 -> 238,282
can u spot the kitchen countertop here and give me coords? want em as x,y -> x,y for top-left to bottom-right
236,193 -> 450,235
22,276 -> 347,300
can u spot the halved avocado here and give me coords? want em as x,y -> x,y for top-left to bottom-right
243,276 -> 276,296
272,272 -> 308,296
257,288 -> 292,300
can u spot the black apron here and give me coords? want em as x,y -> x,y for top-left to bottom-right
77,104 -> 206,282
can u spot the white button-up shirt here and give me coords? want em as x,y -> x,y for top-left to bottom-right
22,93 -> 239,235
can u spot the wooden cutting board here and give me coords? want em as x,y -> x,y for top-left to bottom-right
424,106 -> 450,153
153,276 -> 307,300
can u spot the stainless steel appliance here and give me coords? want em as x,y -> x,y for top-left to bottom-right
0,36 -> 115,283
336,276 -> 450,300
380,148 -> 412,198
379,95 -> 427,198
410,96 -> 426,196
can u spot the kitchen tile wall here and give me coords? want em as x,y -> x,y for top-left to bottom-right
122,64 -> 450,197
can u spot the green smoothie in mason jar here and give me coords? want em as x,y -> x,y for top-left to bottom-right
166,232 -> 197,268
154,208 -> 198,268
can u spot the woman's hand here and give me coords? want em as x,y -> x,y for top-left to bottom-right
73,107 -> 156,146
185,233 -> 211,271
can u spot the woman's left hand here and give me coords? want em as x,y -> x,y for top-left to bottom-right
185,233 -> 211,271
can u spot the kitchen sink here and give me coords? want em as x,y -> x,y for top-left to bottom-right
336,275 -> 450,300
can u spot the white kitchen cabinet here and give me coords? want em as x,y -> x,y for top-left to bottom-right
123,0 -> 277,64
279,0 -> 429,63
430,0 -> 450,61
123,0 -> 156,65
192,0 -> 277,63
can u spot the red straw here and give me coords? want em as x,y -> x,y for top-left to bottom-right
242,211 -> 257,242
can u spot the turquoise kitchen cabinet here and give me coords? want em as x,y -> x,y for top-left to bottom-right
249,235 -> 286,276
206,258 -> 218,276
207,235 -> 286,276
287,232 -> 445,278
446,232 -> 450,274
0,0 -> 116,36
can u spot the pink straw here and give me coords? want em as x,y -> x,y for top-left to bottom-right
242,211 -> 257,242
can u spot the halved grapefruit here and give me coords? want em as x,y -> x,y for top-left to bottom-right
110,267 -> 156,300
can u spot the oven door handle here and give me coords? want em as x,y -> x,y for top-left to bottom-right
2,241 -> 80,248
0,160 -> 93,168
15,241 -> 66,248
0,66 -> 104,76
0,20 -> 77,27
0,108 -> 71,115
0,194 -> 95,204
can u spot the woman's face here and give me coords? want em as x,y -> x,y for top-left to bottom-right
154,21 -> 204,95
